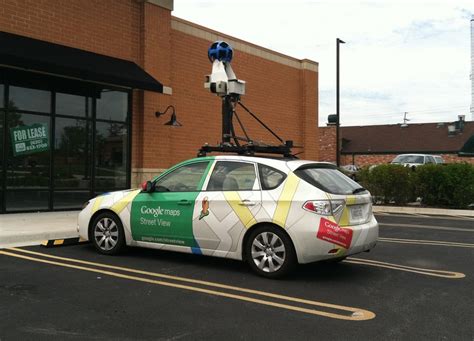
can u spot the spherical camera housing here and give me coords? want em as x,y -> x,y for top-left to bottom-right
208,41 -> 233,63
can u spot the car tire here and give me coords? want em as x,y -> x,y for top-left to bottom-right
244,225 -> 296,279
90,212 -> 125,255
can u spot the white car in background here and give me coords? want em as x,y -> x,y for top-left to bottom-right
78,155 -> 379,278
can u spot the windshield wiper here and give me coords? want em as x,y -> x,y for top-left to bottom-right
352,187 -> 367,194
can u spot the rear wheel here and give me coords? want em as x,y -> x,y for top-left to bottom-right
90,212 -> 125,255
245,225 -> 296,278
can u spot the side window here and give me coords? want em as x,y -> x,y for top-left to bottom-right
207,161 -> 257,191
258,164 -> 287,190
426,156 -> 435,164
155,162 -> 209,192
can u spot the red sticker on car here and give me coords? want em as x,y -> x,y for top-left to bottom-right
317,218 -> 353,249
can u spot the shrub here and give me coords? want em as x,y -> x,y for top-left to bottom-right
439,163 -> 474,208
357,163 -> 474,209
414,164 -> 447,206
357,164 -> 414,204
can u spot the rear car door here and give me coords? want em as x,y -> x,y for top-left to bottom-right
131,161 -> 211,250
192,160 -> 262,255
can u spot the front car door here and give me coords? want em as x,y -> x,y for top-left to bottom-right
131,160 -> 211,253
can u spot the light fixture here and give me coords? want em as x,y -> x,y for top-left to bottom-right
155,105 -> 182,127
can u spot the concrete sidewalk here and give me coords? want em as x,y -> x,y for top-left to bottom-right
0,211 -> 80,249
373,205 -> 474,217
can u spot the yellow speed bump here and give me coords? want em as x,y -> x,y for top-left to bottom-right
41,237 -> 88,248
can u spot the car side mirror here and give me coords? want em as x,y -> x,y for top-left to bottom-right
141,180 -> 155,193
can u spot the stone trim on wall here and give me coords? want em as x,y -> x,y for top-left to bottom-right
144,0 -> 173,11
131,168 -> 167,187
171,17 -> 318,72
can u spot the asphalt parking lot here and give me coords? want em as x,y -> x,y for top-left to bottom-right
1,213 -> 473,340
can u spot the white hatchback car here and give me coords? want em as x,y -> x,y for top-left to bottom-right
78,155 -> 378,278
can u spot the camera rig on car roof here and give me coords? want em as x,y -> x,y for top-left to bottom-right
198,41 -> 298,159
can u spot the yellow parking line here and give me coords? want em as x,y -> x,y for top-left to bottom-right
346,257 -> 465,279
379,223 -> 473,233
2,248 -> 375,321
378,237 -> 474,248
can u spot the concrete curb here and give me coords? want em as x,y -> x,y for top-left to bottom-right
0,211 -> 80,249
373,205 -> 474,217
0,229 -> 79,249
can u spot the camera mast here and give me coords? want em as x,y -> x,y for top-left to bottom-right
198,41 -> 296,158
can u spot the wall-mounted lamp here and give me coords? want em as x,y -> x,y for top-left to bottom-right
155,105 -> 182,127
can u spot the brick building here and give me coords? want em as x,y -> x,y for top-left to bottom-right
0,0 -> 318,213
319,121 -> 474,166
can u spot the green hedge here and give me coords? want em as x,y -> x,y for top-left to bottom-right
357,163 -> 474,209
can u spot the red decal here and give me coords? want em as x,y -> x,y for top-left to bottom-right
317,218 -> 353,249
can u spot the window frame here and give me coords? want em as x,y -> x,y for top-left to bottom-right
258,163 -> 287,190
204,160 -> 260,192
153,161 -> 211,193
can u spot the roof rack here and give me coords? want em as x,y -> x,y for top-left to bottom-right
197,140 -> 297,158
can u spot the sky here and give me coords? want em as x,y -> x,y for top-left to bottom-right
173,0 -> 474,127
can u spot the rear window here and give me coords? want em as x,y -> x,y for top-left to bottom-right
294,165 -> 364,195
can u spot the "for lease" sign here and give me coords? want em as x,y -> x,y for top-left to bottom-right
10,123 -> 50,156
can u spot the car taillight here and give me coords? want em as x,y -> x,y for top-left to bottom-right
303,200 -> 345,216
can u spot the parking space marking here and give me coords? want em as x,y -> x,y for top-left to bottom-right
1,248 -> 375,321
375,213 -> 474,221
378,237 -> 474,248
379,223 -> 474,232
346,258 -> 465,279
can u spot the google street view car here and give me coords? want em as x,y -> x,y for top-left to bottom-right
78,155 -> 378,278
78,41 -> 378,278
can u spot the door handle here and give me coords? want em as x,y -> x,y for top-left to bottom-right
178,200 -> 191,206
239,200 -> 257,207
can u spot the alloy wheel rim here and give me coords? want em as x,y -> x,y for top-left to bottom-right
94,217 -> 119,251
251,232 -> 286,273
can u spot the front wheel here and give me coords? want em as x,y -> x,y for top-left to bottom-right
244,226 -> 296,279
90,212 -> 125,255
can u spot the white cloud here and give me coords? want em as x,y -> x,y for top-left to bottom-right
174,0 -> 474,126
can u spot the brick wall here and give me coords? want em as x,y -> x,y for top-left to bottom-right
0,0 -> 320,183
318,127 -> 474,166
0,0 -> 141,62
138,17 -> 319,169
318,125 -> 337,163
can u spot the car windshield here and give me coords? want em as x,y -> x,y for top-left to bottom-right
392,155 -> 424,163
294,165 -> 365,195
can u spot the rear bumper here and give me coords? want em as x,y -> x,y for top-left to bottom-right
289,215 -> 379,264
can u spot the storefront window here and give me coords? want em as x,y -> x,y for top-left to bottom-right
96,90 -> 128,122
5,191 -> 50,212
53,191 -> 90,209
0,83 -> 4,108
6,112 -> 51,189
94,122 -> 127,189
54,117 -> 90,189
9,85 -> 51,113
0,73 -> 131,213
56,92 -> 90,117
